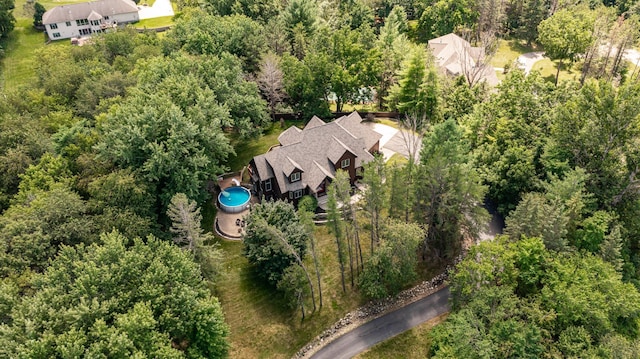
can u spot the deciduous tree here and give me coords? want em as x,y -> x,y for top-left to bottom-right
537,8 -> 595,85
243,200 -> 308,286
0,231 -> 229,358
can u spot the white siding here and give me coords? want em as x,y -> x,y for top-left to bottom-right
45,11 -> 139,41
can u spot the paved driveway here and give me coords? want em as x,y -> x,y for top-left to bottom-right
310,287 -> 450,359
516,52 -> 545,74
366,123 -> 421,162
138,0 -> 174,20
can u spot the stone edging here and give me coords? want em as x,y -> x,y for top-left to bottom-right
293,257 -> 462,359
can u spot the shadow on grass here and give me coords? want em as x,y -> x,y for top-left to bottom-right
506,39 -> 538,54
238,264 -> 291,316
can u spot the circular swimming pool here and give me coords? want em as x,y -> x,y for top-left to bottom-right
218,186 -> 251,213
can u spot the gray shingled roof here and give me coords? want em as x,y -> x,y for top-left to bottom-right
42,0 -> 138,25
304,116 -> 326,130
256,112 -> 380,196
428,33 -> 499,86
335,112 -> 381,151
277,126 -> 302,146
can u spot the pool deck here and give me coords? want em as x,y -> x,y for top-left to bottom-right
215,208 -> 249,240
214,173 -> 257,240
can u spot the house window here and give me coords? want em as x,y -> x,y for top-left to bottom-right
341,158 -> 350,168
290,172 -> 300,182
90,20 -> 101,26
104,16 -> 109,20
66,21 -> 71,26
52,32 -> 61,38
289,189 -> 303,199
76,19 -> 88,26
264,179 -> 272,192
79,28 -> 91,35
50,23 -> 58,29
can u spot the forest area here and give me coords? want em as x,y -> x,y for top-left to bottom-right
1,0 -> 640,356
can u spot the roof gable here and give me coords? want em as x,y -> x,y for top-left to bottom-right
43,0 -> 138,25
255,112 -> 378,195
277,126 -> 302,146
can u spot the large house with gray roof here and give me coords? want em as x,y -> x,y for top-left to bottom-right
249,112 -> 382,207
42,0 -> 139,41
428,33 -> 499,86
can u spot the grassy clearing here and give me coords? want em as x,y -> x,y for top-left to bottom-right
214,226 -> 365,358
134,16 -> 174,28
355,313 -> 449,359
372,117 -> 399,128
530,58 -> 579,84
1,0 -> 81,89
491,39 -> 537,68
330,102 -> 377,112
0,19 -> 49,88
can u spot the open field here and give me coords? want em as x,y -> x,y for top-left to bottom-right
355,313 -> 449,359
227,120 -> 303,172
530,58 -> 579,84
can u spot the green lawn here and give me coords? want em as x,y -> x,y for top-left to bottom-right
491,39 -> 537,69
0,19 -> 50,89
134,16 -> 174,29
355,314 -> 448,359
531,58 -> 579,84
330,102 -> 378,112
1,0 -> 82,89
214,226 -> 365,358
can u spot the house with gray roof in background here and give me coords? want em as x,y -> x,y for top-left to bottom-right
249,112 -> 382,209
428,33 -> 500,86
42,0 -> 139,41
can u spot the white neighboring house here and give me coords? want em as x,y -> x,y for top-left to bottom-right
42,0 -> 139,41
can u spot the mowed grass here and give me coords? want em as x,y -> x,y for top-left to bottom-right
214,226 -> 365,358
355,313 -> 449,359
491,39 -> 537,69
1,19 -> 47,88
531,58 -> 579,84
1,0 -> 82,89
134,16 -> 174,28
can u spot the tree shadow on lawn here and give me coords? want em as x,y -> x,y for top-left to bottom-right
506,39 -> 539,54
238,264 -> 293,317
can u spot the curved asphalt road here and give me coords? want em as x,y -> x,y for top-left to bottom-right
310,287 -> 451,359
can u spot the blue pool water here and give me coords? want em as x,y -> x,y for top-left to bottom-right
218,186 -> 251,213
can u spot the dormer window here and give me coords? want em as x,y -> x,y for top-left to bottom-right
290,172 -> 301,182
341,158 -> 350,168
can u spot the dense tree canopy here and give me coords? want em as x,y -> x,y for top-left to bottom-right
0,231 -> 229,358
434,236 -> 640,358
